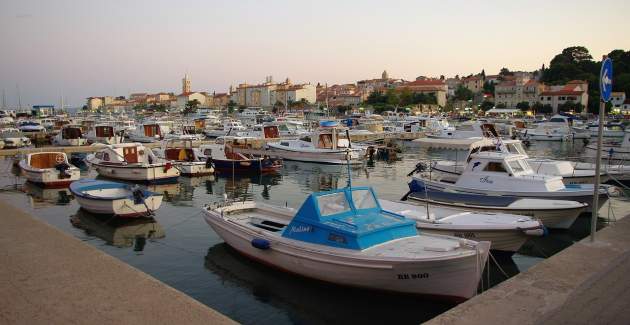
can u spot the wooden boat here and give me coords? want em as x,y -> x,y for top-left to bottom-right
52,125 -> 88,146
19,152 -> 80,188
203,186 -> 490,302
69,179 -> 163,217
154,139 -> 214,176
379,200 -> 544,254
85,143 -> 180,184
198,143 -> 282,175
265,121 -> 365,164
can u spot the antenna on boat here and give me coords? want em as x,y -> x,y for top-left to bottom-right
345,149 -> 352,188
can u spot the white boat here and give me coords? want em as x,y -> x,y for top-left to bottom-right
153,139 -> 214,176
17,120 -> 46,133
586,121 -> 625,138
265,121 -> 365,164
204,120 -> 247,138
84,124 -> 122,144
0,128 -> 31,148
584,130 -> 630,161
19,152 -> 80,188
70,179 -> 163,217
518,115 -> 590,141
85,143 -> 180,184
127,122 -> 170,143
429,138 -> 603,185
410,151 -> 612,212
51,125 -> 88,146
403,179 -> 585,229
427,121 -> 499,139
203,186 -> 490,301
379,200 -> 544,254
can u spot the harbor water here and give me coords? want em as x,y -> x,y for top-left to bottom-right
0,140 -> 614,324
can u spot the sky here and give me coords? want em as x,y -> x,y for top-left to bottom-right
1,0 -> 629,108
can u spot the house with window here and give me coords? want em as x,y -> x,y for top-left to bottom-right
538,80 -> 589,113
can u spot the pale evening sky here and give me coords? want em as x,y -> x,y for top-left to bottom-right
1,0 -> 629,107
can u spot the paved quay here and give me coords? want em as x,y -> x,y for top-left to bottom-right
0,200 -> 236,325
426,214 -> 630,325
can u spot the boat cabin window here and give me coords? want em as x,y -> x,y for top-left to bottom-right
318,134 -> 333,149
483,162 -> 507,173
351,190 -> 377,210
317,192 -> 350,216
506,160 -> 525,174
203,148 -> 212,156
506,143 -> 525,155
95,152 -> 104,160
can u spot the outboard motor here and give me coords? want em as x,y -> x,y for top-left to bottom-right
132,186 -> 145,205
55,163 -> 72,179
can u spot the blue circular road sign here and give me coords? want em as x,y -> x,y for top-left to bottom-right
600,58 -> 613,102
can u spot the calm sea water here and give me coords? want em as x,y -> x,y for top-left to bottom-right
0,140 -> 608,324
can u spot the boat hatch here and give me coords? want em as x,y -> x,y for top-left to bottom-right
282,187 -> 417,250
96,126 -> 114,137
263,125 -> 279,139
29,153 -> 66,168
123,147 -> 139,163
250,219 -> 287,232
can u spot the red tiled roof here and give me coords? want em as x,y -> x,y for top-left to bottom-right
524,80 -> 539,86
404,79 -> 445,86
497,81 -> 516,86
540,90 -> 584,96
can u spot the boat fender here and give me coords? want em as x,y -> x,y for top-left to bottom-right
163,162 -> 172,172
251,238 -> 270,250
521,225 -> 547,237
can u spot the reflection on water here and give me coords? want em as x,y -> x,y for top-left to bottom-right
22,181 -> 73,208
70,208 -> 165,251
0,141 -> 614,325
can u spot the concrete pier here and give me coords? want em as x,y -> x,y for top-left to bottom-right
0,200 -> 236,325
426,215 -> 630,325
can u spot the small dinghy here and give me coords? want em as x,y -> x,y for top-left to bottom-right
379,200 -> 545,254
203,186 -> 490,301
70,179 -> 163,217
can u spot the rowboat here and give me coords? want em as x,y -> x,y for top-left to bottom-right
70,179 -> 163,217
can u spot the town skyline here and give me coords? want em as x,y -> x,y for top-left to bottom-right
2,0 -> 629,107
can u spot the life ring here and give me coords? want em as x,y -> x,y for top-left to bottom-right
55,154 -> 65,164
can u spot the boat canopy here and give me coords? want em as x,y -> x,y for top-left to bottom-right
281,187 -> 417,250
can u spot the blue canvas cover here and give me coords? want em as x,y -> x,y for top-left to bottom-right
281,187 -> 417,250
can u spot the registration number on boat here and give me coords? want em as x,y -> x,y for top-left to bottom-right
397,273 -> 429,280
453,232 -> 476,239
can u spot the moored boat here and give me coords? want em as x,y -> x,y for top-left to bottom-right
86,143 -> 180,184
154,139 -> 214,176
203,186 -> 490,301
198,143 -> 282,175
70,179 -> 163,217
379,200 -> 545,254
19,152 -> 80,188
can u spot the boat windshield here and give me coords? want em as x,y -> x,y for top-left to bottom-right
506,143 -> 525,155
351,189 -> 377,210
317,192 -> 350,216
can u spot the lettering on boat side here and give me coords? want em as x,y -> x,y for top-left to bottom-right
327,233 -> 347,244
397,273 -> 429,280
453,232 -> 476,239
290,225 -> 313,233
479,176 -> 493,184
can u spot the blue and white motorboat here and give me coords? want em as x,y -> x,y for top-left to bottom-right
70,179 -> 163,217
408,151 -> 613,213
203,186 -> 490,301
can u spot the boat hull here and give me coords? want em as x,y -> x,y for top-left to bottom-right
177,162 -> 214,176
212,158 -> 281,174
89,162 -> 180,184
204,213 -> 489,302
74,194 -> 163,217
264,145 -> 363,165
19,162 -> 81,188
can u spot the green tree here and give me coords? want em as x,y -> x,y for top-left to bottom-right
454,85 -> 474,101
184,99 -> 200,114
496,103 -> 507,109
516,101 -> 530,111
480,101 -> 494,111
532,102 -> 544,114
483,81 -> 495,94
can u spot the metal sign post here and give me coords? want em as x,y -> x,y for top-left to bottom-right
591,56 -> 613,242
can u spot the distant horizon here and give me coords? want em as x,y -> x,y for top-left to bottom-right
1,0 -> 629,107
